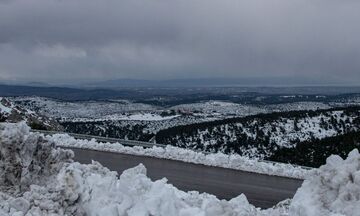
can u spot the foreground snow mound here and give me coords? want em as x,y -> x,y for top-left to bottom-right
290,149 -> 360,216
63,163 -> 263,216
2,123 -> 287,216
0,122 -> 79,215
0,122 -> 73,191
6,122 -> 360,216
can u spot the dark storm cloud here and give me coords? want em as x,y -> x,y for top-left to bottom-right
0,0 -> 360,84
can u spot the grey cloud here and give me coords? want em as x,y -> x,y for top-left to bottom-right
0,0 -> 360,84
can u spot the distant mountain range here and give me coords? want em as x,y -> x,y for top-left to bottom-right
85,77 -> 345,88
0,76 -> 354,89
1,81 -> 360,102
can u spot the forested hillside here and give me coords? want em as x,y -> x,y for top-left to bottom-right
268,131 -> 360,167
62,121 -> 152,141
156,107 -> 360,158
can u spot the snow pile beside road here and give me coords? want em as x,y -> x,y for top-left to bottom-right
48,133 -> 312,179
290,149 -> 360,216
0,122 -> 279,216
0,122 -> 79,215
3,122 -> 360,215
62,163 -> 263,216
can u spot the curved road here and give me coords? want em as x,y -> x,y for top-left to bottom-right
70,148 -> 303,208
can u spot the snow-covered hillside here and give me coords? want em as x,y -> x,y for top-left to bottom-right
170,101 -> 268,117
10,96 -> 333,123
1,122 -> 360,216
60,115 -> 217,141
6,97 -> 340,144
0,97 -> 62,130
171,101 -> 331,117
156,108 -> 360,158
11,96 -> 158,121
4,96 -> 360,163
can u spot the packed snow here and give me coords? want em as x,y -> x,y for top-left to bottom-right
0,122 -> 280,216
290,149 -> 360,216
1,122 -> 360,215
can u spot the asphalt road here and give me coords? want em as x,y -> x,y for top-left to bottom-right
70,148 -> 303,209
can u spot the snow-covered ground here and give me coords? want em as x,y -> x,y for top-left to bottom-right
0,97 -> 62,130
11,96 -> 158,121
10,96 -> 333,122
47,132 -> 311,179
71,113 -> 181,122
0,97 -> 35,116
160,109 -> 359,158
265,102 -> 331,113
254,110 -> 354,147
290,149 -> 360,216
171,101 -> 331,119
1,122 -> 359,216
0,97 -> 13,114
171,101 -> 267,117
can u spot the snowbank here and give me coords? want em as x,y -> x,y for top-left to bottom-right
3,122 -> 360,216
0,122 -> 78,215
48,133 -> 312,179
0,122 -> 285,216
290,149 -> 360,216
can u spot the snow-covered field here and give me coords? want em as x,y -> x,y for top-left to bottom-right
1,122 -> 359,216
171,101 -> 267,117
10,96 -> 333,122
11,96 -> 159,121
265,102 -> 332,113
68,113 -> 181,122
8,97 -> 340,143
170,101 -> 331,119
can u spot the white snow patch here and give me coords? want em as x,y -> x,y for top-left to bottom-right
108,113 -> 180,121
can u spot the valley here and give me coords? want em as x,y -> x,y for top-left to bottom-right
2,87 -> 360,168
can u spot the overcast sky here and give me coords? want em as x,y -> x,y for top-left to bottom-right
0,0 -> 360,84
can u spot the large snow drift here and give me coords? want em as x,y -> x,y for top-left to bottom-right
1,122 -> 360,216
0,122 -> 283,216
290,149 -> 360,216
